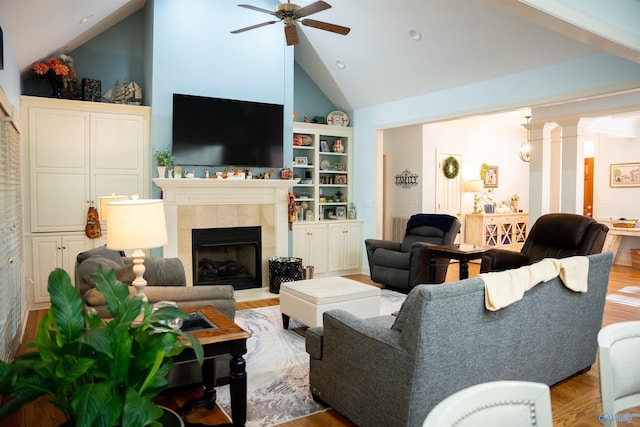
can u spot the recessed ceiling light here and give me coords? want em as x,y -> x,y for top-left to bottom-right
79,14 -> 94,24
408,28 -> 422,41
335,59 -> 346,69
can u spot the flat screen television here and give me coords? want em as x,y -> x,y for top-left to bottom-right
172,93 -> 284,168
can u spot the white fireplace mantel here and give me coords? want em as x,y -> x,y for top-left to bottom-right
153,178 -> 297,284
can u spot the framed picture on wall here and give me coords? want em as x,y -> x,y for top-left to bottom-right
610,162 -> 640,187
483,165 -> 499,188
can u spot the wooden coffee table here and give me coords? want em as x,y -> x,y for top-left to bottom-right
428,244 -> 489,281
173,305 -> 250,426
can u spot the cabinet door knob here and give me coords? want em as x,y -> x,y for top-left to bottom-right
8,257 -> 14,264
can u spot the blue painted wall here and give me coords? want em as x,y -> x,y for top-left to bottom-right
0,15 -> 23,108
293,62 -> 336,124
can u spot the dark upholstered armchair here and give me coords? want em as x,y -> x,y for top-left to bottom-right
365,214 -> 461,292
480,213 -> 608,273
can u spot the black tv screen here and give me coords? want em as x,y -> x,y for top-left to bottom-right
172,94 -> 284,168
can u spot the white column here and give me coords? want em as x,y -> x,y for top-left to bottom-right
557,118 -> 584,214
527,121 -> 551,223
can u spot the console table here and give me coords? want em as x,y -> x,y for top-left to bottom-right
465,213 -> 528,252
603,227 -> 640,261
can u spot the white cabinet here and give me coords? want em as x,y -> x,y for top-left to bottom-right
292,221 -> 362,277
28,234 -> 96,305
292,223 -> 328,275
327,221 -> 362,272
21,96 -> 150,308
23,96 -> 150,232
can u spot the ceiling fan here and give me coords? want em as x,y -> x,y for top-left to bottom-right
231,0 -> 351,46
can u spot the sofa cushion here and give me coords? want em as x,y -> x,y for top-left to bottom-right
77,246 -> 124,264
118,257 -> 186,286
78,256 -> 123,290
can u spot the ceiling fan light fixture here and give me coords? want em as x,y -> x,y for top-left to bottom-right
408,28 -> 422,41
335,59 -> 346,69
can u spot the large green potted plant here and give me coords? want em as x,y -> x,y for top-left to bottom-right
0,266 -> 203,427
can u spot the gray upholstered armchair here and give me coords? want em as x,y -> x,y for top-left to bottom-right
365,213 -> 461,292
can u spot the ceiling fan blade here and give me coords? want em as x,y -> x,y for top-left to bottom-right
238,4 -> 278,16
300,19 -> 351,35
284,24 -> 299,46
231,21 -> 278,34
295,0 -> 331,18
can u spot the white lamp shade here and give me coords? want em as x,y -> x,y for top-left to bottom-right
463,180 -> 484,193
106,199 -> 168,250
99,195 -> 128,222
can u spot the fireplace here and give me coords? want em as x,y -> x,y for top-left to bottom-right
192,226 -> 262,290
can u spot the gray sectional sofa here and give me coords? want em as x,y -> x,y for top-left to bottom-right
305,252 -> 613,427
75,246 -> 236,319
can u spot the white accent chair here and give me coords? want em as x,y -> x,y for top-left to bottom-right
423,381 -> 553,427
598,321 -> 640,427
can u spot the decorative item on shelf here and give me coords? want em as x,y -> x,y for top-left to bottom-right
32,54 -> 79,99
82,78 -> 102,102
313,116 -> 326,124
610,217 -> 638,228
327,110 -> 349,126
280,168 -> 293,179
463,180 -> 484,213
304,114 -> 311,123
482,188 -> 497,214
442,156 -> 460,179
348,202 -> 357,219
336,206 -> 346,219
333,139 -> 345,153
335,175 -> 347,185
295,157 -> 308,166
320,140 -> 329,152
335,162 -> 345,171
153,149 -> 174,178
173,165 -> 182,179
520,115 -> 531,162
103,79 -> 143,104
511,194 -> 520,212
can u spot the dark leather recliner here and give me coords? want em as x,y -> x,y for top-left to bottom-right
365,214 -> 461,292
480,213 -> 609,273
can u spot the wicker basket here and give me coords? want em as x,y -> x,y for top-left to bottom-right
612,221 -> 637,228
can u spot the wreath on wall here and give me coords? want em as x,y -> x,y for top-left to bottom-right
442,156 -> 459,179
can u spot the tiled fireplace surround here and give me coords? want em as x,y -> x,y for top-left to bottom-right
153,178 -> 294,287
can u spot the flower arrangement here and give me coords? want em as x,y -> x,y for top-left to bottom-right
32,54 -> 79,98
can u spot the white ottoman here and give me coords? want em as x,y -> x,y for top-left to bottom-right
280,277 -> 381,328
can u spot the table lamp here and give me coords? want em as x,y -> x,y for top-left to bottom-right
463,180 -> 484,214
106,197 -> 168,302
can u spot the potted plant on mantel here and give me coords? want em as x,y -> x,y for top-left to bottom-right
154,150 -> 174,179
0,266 -> 203,427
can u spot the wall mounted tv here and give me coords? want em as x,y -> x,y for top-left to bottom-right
172,93 -> 284,168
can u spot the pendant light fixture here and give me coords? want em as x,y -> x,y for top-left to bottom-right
519,115 -> 531,162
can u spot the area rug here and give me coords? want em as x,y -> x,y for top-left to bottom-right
215,289 -> 406,427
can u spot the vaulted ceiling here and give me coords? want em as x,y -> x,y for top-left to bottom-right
2,0 -> 640,123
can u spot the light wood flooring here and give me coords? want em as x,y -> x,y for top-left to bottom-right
2,263 -> 640,427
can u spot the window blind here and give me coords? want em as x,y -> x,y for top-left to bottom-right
0,91 -> 23,363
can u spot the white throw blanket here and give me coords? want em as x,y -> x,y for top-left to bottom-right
481,256 -> 589,311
